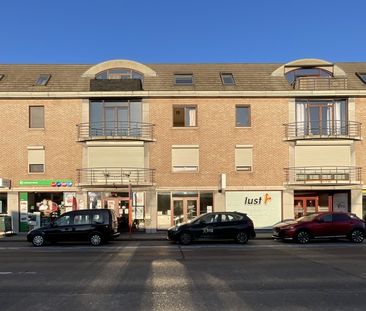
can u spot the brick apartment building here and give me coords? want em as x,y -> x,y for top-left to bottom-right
1,58 -> 366,233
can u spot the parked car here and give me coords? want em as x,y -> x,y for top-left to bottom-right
27,209 -> 120,247
272,212 -> 366,244
167,212 -> 256,245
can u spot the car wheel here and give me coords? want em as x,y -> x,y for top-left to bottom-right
295,230 -> 311,244
179,232 -> 192,245
32,235 -> 45,247
350,229 -> 364,243
236,231 -> 249,244
90,233 -> 103,246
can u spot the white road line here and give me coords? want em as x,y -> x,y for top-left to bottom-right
0,272 -> 12,275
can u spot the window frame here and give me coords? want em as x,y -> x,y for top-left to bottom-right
356,72 -> 366,84
174,74 -> 194,85
35,74 -> 51,86
220,73 -> 235,85
171,145 -> 199,173
28,147 -> 45,174
29,106 -> 45,129
95,68 -> 144,81
173,105 -> 197,127
235,105 -> 251,127
235,145 -> 253,172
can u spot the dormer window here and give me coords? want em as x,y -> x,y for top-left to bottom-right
95,68 -> 143,80
35,74 -> 51,86
285,67 -> 332,86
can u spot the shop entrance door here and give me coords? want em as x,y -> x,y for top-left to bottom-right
172,198 -> 199,226
294,197 -> 319,218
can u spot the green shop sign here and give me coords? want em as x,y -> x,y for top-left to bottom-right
19,179 -> 73,187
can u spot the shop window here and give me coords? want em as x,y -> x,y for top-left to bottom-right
173,106 -> 197,127
236,105 -> 250,127
28,147 -> 45,173
172,145 -> 199,172
29,106 -> 44,128
200,193 -> 213,214
0,193 -> 7,214
235,145 -> 252,171
157,193 -> 171,229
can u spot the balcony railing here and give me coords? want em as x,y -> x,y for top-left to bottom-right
293,77 -> 348,90
285,166 -> 362,185
284,120 -> 361,141
77,167 -> 155,187
77,121 -> 155,142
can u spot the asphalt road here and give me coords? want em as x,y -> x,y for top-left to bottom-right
1,239 -> 366,311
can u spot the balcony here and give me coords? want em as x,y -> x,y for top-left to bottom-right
285,166 -> 362,185
77,167 -> 155,187
284,120 -> 361,141
77,121 -> 155,142
293,77 -> 348,90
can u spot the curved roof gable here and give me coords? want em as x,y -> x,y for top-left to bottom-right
271,58 -> 346,77
82,59 -> 157,78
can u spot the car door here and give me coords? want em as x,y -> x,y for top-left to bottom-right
311,214 -> 333,237
46,214 -> 72,242
200,213 -> 220,240
213,213 -> 237,240
71,213 -> 93,241
331,213 -> 354,236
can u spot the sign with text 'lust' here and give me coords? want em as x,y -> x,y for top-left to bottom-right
226,191 -> 282,229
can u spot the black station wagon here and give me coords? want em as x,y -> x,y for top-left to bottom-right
167,212 -> 256,245
27,209 -> 119,246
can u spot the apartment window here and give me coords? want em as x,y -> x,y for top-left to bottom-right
235,145 -> 253,171
173,106 -> 197,127
29,106 -> 44,128
95,68 -> 143,81
28,147 -> 45,173
35,74 -> 51,86
221,73 -> 235,85
356,72 -> 366,84
172,145 -> 199,172
174,74 -> 193,85
236,105 -> 250,127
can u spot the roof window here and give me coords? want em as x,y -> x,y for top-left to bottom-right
356,72 -> 366,84
35,74 -> 51,86
0,74 -> 4,81
220,73 -> 235,85
174,74 -> 193,85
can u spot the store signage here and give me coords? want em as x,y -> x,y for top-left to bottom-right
19,179 -> 73,187
226,191 -> 282,229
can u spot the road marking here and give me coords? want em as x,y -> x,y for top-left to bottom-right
0,272 -> 12,275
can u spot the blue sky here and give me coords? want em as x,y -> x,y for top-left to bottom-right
1,0 -> 365,64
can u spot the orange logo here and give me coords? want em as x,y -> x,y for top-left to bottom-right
263,193 -> 272,204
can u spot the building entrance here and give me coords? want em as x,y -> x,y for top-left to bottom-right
294,196 -> 319,218
172,197 -> 199,225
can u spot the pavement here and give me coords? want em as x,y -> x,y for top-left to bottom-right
0,229 -> 273,242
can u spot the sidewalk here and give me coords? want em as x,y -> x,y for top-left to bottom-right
1,230 -> 273,242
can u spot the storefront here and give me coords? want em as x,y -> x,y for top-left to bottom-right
225,191 -> 282,229
157,192 -> 214,229
293,190 -> 350,219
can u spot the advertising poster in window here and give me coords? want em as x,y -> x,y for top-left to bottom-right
333,193 -> 348,212
64,192 -> 76,207
226,191 -> 282,228
133,192 -> 145,206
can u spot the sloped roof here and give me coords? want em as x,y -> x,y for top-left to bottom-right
0,62 -> 366,92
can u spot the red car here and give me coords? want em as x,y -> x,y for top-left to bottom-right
273,212 -> 366,244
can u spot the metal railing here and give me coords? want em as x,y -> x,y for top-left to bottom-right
77,167 -> 155,186
293,77 -> 348,90
284,166 -> 362,185
77,121 -> 154,141
284,120 -> 361,140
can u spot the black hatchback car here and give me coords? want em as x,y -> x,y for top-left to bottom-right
27,209 -> 120,247
167,212 -> 256,245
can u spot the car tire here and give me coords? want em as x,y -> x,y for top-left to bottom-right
236,231 -> 249,244
295,230 -> 311,244
32,234 -> 45,247
179,232 -> 192,245
350,229 -> 364,243
90,232 -> 103,246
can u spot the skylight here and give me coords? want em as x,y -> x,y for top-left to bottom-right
35,74 -> 51,86
220,73 -> 235,85
356,72 -> 366,84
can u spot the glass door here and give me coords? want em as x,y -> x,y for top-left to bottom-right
117,107 -> 129,136
172,198 -> 199,225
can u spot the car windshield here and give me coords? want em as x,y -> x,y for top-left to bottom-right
297,213 -> 320,222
